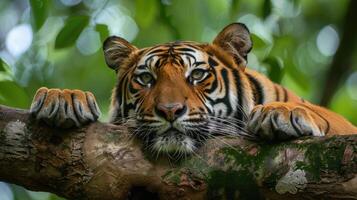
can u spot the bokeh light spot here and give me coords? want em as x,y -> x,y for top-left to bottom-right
76,27 -> 101,56
346,71 -> 357,100
316,25 -> 339,56
0,182 -> 13,200
5,24 -> 33,58
60,0 -> 82,6
95,5 -> 138,42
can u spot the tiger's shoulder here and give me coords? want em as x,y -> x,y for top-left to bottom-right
243,68 -> 302,104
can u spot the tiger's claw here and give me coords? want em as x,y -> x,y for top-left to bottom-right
30,87 -> 101,128
247,103 -> 324,141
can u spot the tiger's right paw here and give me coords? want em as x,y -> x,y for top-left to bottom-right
30,87 -> 101,128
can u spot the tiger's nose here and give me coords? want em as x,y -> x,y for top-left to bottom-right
155,103 -> 187,122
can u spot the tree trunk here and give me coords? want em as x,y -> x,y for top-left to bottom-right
319,0 -> 357,106
0,105 -> 356,200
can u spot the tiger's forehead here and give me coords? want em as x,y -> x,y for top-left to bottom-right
136,42 -> 208,69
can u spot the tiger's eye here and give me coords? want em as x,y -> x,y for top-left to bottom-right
138,73 -> 153,85
191,69 -> 206,80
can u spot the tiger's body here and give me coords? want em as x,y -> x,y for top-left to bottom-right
31,23 -> 357,155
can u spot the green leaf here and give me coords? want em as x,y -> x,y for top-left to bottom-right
0,72 -> 13,82
29,0 -> 49,31
0,59 -> 4,72
264,56 -> 284,83
49,194 -> 67,200
285,64 -> 310,91
95,24 -> 109,43
262,0 -> 271,19
135,0 -> 158,28
0,59 -> 13,75
230,0 -> 240,19
0,80 -> 29,109
55,15 -> 90,49
251,34 -> 267,49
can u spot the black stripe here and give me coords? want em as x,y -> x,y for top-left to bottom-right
154,58 -> 161,68
219,69 -> 232,115
184,43 -> 202,49
147,48 -> 166,55
180,52 -> 196,60
208,56 -> 218,68
246,74 -> 264,105
193,61 -> 206,67
197,91 -> 207,106
298,103 -> 331,134
204,68 -> 218,93
144,55 -> 159,66
290,113 -> 304,136
186,55 -> 192,66
282,87 -> 288,102
177,56 -> 185,66
175,47 -> 195,52
274,85 -> 280,101
204,69 -> 233,115
205,49 -> 236,70
232,69 -> 244,122
122,78 -> 129,116
137,64 -> 146,70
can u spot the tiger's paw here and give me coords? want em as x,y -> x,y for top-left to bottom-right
247,103 -> 324,141
30,87 -> 101,128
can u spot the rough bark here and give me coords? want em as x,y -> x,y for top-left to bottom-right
0,105 -> 356,200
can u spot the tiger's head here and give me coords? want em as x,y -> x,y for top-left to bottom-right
103,23 -> 253,156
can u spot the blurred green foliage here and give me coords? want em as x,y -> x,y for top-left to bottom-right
0,0 -> 356,199
55,15 -> 90,48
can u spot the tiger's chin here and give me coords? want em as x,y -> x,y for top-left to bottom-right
149,129 -> 198,156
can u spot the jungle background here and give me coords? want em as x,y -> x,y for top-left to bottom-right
0,0 -> 356,199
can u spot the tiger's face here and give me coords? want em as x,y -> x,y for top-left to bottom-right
103,23 -> 253,155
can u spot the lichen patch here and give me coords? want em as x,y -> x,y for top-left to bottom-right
4,120 -> 27,136
275,169 -> 307,194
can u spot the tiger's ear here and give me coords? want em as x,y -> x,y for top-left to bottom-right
103,36 -> 138,70
213,23 -> 252,67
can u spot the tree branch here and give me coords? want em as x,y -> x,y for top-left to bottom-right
0,105 -> 356,200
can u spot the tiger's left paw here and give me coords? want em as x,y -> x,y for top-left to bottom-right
247,103 -> 325,141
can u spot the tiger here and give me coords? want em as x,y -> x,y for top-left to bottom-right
30,23 -> 357,155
